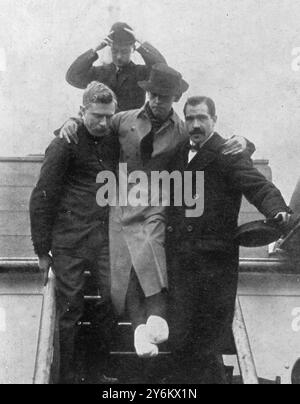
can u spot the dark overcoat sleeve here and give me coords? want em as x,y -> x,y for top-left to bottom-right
135,41 -> 167,80
29,139 -> 72,256
222,154 -> 291,218
66,49 -> 106,89
137,41 -> 166,66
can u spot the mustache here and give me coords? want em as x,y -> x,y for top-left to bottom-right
190,128 -> 205,135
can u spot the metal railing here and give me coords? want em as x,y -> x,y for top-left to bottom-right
33,270 -> 57,384
233,297 -> 259,384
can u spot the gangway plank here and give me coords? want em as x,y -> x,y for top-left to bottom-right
0,259 -> 57,384
232,297 -> 259,384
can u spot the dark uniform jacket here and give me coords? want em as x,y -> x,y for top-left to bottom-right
30,125 -> 120,257
167,133 -> 290,254
66,42 -> 167,111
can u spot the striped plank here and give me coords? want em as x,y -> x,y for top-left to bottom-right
0,161 -> 42,187
0,236 -> 35,258
0,158 -> 272,259
0,186 -> 33,212
0,212 -> 31,236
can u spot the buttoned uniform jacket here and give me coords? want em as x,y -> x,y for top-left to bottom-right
167,133 -> 290,254
30,125 -> 120,258
109,107 -> 188,314
66,42 -> 167,112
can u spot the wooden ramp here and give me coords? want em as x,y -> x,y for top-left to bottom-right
0,260 -> 56,384
225,259 -> 300,384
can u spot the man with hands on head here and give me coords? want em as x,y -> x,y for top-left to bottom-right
66,22 -> 167,112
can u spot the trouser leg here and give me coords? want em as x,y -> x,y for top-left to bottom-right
167,250 -> 238,384
126,268 -> 168,330
125,269 -> 168,380
145,291 -> 168,321
167,258 -> 199,383
88,241 -> 117,376
126,269 -> 147,330
52,253 -> 86,384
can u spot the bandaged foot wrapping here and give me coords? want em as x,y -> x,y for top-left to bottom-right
134,325 -> 159,358
146,316 -> 169,345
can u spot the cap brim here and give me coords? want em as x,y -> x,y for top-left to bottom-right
181,79 -> 189,94
138,79 -> 189,96
138,81 -> 178,96
109,37 -> 135,46
234,220 -> 282,247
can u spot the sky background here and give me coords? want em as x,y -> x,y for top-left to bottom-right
0,0 -> 300,201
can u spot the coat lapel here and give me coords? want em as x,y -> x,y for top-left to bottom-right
186,133 -> 226,170
187,148 -> 217,170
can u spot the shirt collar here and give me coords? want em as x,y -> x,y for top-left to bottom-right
83,125 -> 106,143
114,61 -> 134,72
137,104 -> 178,124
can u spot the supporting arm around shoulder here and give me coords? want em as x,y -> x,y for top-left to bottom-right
54,116 -> 83,144
222,136 -> 256,157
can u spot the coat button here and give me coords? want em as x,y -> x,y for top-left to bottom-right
193,194 -> 200,200
167,226 -> 174,233
187,225 -> 194,233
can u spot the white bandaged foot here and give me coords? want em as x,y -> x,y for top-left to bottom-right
146,316 -> 169,345
134,325 -> 159,358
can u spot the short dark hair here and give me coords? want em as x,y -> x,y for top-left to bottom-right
183,96 -> 216,117
83,81 -> 117,107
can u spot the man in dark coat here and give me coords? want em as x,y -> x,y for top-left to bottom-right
29,82 -> 120,384
166,96 -> 291,384
66,22 -> 167,111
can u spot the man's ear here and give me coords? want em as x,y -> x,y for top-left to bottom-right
80,106 -> 85,115
213,115 -> 218,124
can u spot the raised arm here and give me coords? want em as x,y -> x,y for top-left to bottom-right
124,27 -> 167,67
66,34 -> 113,89
137,42 -> 167,66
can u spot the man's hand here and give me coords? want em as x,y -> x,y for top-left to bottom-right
93,31 -> 114,53
273,212 -> 292,234
223,136 -> 247,156
123,27 -> 143,45
274,212 -> 292,227
38,255 -> 52,286
59,119 -> 79,144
